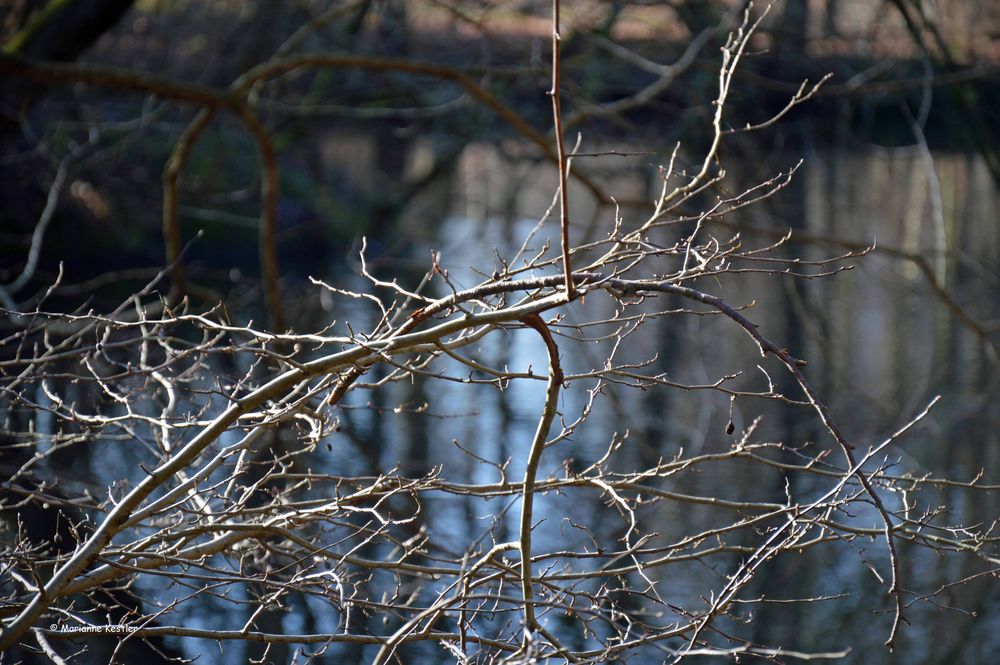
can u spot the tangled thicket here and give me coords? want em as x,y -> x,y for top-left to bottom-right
2,4 -> 997,664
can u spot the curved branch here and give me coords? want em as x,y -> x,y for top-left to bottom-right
0,54 -> 238,108
0,275 -> 578,650
601,276 -> 909,649
705,219 -> 1000,364
0,53 -> 606,200
0,52 -> 608,330
162,108 -> 214,303
517,313 -> 572,660
234,105 -> 284,332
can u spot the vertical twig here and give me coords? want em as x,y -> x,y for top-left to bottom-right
235,105 -> 285,333
164,104 -> 285,332
4,150 -> 71,296
550,0 -> 575,300
163,108 -> 214,305
517,313 -> 577,663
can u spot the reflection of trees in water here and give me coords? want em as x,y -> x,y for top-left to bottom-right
433,138 -> 1000,660
2,2 -> 1000,662
1,131 -> 997,662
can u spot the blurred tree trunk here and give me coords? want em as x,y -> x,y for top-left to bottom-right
0,0 -> 137,288
776,0 -> 809,57
3,0 -> 134,60
1,0 -> 135,131
823,0 -> 838,37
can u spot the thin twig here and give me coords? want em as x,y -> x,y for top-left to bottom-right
550,0 -> 575,300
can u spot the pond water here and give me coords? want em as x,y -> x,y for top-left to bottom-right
20,130 -> 997,664
281,132 -> 1000,662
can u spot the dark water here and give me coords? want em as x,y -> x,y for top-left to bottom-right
280,134 -> 1000,662
15,132 -> 998,663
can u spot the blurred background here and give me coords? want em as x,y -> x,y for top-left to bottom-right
2,1 -> 999,663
